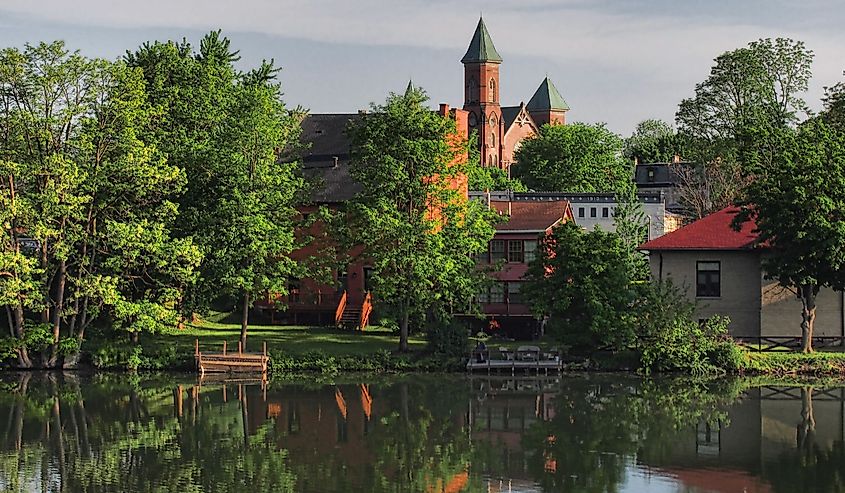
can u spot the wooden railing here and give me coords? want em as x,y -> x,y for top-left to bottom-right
335,290 -> 348,326
194,339 -> 269,375
734,335 -> 845,352
360,291 -> 373,331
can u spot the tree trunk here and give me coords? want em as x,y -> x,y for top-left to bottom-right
399,307 -> 409,353
799,284 -> 817,353
240,291 -> 250,349
12,305 -> 31,368
48,260 -> 67,367
130,331 -> 139,345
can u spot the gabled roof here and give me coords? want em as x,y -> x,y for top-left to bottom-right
461,17 -> 503,64
491,200 -> 571,232
638,207 -> 758,251
501,103 -> 538,135
298,113 -> 363,203
526,77 -> 570,112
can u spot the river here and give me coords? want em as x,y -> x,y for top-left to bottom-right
0,372 -> 842,492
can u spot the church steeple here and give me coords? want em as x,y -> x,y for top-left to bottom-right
461,17 -> 503,64
527,77 -> 570,126
462,17 -> 503,169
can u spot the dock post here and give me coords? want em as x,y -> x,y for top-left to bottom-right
238,341 -> 243,354
194,338 -> 199,357
223,340 -> 227,356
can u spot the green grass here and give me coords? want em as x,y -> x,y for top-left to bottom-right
742,351 -> 845,376
156,318 -> 426,357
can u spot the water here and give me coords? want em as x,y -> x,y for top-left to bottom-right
0,373 -> 843,493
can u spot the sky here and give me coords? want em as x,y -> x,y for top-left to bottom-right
1,0 -> 843,135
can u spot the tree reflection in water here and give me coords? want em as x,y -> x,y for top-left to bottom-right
2,373 -> 845,493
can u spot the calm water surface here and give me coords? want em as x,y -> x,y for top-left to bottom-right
1,372 -> 843,492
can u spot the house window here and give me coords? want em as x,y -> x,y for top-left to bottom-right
490,283 -> 505,303
363,267 -> 374,292
524,240 -> 538,263
578,207 -> 585,218
696,261 -> 721,297
490,240 -> 506,262
506,282 -> 522,304
602,207 -> 609,218
477,287 -> 490,303
590,208 -> 597,218
508,240 -> 524,263
336,269 -> 348,294
288,279 -> 301,303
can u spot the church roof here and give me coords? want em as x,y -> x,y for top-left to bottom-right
297,113 -> 363,203
461,17 -> 502,64
526,77 -> 570,111
501,106 -> 522,130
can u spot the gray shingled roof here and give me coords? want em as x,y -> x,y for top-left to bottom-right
298,114 -> 363,203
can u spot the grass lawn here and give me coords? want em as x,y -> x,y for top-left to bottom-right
151,315 -> 427,357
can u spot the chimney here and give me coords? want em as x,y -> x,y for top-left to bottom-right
673,154 -> 681,164
507,201 -> 512,215
439,103 -> 450,116
485,189 -> 491,209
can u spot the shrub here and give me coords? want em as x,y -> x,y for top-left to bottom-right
635,281 -> 745,374
426,319 -> 469,359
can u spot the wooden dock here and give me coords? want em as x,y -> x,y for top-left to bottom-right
195,339 -> 269,376
466,347 -> 563,374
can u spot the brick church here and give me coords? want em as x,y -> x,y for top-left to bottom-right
461,17 -> 570,170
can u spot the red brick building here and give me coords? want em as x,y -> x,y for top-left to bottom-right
462,17 -> 570,170
258,19 -> 573,330
468,199 -> 574,338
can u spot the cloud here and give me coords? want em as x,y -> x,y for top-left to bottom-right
2,0 -> 842,132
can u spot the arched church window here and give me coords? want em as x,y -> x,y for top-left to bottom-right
489,78 -> 496,102
489,114 -> 497,127
467,77 -> 477,103
490,131 -> 496,147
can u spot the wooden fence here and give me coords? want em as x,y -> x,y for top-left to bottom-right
734,335 -> 845,352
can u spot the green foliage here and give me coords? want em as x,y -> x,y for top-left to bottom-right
126,32 -> 305,343
92,343 -> 182,371
466,162 -> 526,191
623,118 -> 687,163
677,37 -> 813,147
612,186 -> 650,281
821,73 -> 845,133
634,281 -> 743,375
743,352 -> 845,376
345,87 -> 497,351
735,119 -> 845,351
523,221 -> 638,351
0,40 -> 200,366
425,319 -> 469,358
512,122 -> 630,194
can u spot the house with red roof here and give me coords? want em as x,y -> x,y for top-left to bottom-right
469,199 -> 574,338
639,207 -> 845,339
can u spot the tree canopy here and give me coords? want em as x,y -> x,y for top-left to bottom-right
346,88 -> 496,351
512,122 -> 631,194
126,32 -> 305,347
735,119 -> 845,352
623,119 -> 686,164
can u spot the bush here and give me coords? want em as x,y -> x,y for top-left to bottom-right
635,281 -> 745,375
426,319 -> 469,359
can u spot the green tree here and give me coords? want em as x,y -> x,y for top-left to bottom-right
127,33 -> 304,347
674,38 -> 814,219
0,42 -> 199,367
523,221 -> 637,351
734,119 -> 845,352
612,186 -> 649,281
346,88 -> 496,351
512,122 -> 630,194
623,118 -> 686,164
821,73 -> 845,133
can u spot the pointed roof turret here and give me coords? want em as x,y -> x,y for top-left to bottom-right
461,17 -> 502,64
527,77 -> 570,111
405,79 -> 414,96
